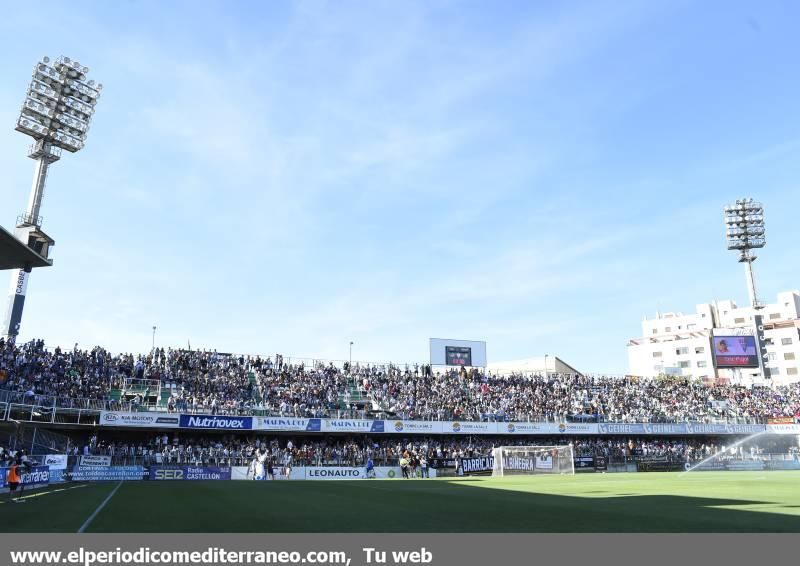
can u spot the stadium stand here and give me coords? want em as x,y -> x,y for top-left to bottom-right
2,337 -> 800,424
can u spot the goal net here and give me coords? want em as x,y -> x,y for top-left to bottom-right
492,445 -> 575,476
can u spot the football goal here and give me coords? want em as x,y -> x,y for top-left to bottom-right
492,445 -> 575,476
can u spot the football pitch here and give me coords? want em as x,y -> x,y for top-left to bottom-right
2,471 -> 800,533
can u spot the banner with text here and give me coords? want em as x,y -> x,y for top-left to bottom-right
178,415 -> 253,430
305,467 -> 368,480
503,422 -> 600,435
767,417 -> 798,425
91,413 -> 772,436
444,421 -> 497,435
574,456 -> 596,472
231,466 -> 295,480
322,419 -> 385,433
149,466 -> 232,481
79,455 -> 111,467
0,465 -> 50,489
100,411 -> 180,428
230,466 -> 409,480
459,457 -> 494,474
42,454 -> 68,470
598,423 -> 766,435
303,466 -> 404,480
386,420 -> 444,434
69,466 -> 145,481
766,423 -> 800,435
256,417 -> 322,432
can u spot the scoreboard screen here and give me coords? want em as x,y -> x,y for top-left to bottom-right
445,346 -> 472,367
430,338 -> 487,367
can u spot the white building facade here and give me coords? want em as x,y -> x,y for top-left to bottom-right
627,291 -> 800,385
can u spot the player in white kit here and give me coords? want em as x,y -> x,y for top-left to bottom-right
255,449 -> 268,480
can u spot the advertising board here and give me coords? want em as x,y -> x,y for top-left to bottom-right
230,466 -> 408,480
89,412 -> 778,437
256,418 -> 322,432
149,466 -> 232,481
100,411 -> 179,428
767,417 -> 798,425
69,466 -> 145,481
504,422 -> 600,435
79,455 -> 111,467
766,423 -> 800,435
445,421 -> 496,435
19,465 -> 50,487
386,420 -> 444,434
574,456 -> 595,472
459,457 -> 494,474
0,465 -> 50,489
322,420 -> 385,433
42,454 -> 68,470
636,460 -> 686,472
178,415 -> 253,430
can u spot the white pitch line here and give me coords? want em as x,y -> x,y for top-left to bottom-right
78,481 -> 123,533
0,483 -> 87,504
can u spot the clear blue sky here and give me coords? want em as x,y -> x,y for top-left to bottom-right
0,0 -> 798,372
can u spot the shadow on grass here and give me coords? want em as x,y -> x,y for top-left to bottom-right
3,478 -> 799,533
76,479 -> 800,533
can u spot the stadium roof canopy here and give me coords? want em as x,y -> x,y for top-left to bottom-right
0,223 -> 52,271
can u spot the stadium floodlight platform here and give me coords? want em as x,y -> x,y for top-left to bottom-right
0,223 -> 52,271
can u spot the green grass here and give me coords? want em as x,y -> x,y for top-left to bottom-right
3,472 -> 800,532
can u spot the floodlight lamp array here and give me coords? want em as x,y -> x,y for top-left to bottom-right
15,55 -> 102,153
724,199 -> 766,252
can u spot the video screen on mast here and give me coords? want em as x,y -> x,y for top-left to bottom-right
712,336 -> 759,368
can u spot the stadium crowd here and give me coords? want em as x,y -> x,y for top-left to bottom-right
2,337 -> 800,424
73,432 -> 794,468
0,338 -> 122,404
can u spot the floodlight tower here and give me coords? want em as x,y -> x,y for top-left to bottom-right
724,198 -> 769,382
2,56 -> 103,339
724,198 -> 766,310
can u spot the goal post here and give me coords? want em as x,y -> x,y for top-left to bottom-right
492,445 -> 575,476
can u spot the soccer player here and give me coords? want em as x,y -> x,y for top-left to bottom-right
255,449 -> 267,480
366,456 -> 375,479
283,452 -> 293,480
16,450 -> 31,500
